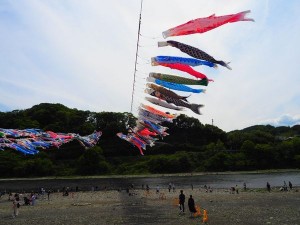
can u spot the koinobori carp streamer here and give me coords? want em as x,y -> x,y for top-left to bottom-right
162,10 -> 254,38
149,73 -> 208,86
158,40 -> 232,70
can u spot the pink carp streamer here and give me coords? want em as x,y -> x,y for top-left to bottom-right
163,10 -> 254,38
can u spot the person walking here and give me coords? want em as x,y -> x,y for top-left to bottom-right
188,195 -> 196,217
179,190 -> 185,213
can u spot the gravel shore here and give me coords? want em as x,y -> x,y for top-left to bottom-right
0,187 -> 299,225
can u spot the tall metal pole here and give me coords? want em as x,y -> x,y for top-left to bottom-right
130,0 -> 143,113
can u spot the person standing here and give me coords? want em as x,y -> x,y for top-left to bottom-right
156,185 -> 160,194
283,181 -> 288,191
47,189 -> 51,201
266,182 -> 271,192
289,181 -> 293,190
179,190 -> 185,213
31,192 -> 36,205
243,182 -> 247,191
12,194 -> 20,218
188,195 -> 196,217
145,184 -> 150,196
168,183 -> 172,192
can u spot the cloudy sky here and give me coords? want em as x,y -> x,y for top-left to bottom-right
0,0 -> 299,132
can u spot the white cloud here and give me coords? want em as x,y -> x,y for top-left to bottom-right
261,114 -> 300,127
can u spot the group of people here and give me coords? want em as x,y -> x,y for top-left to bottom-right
178,190 -> 199,217
283,181 -> 293,191
268,181 -> 293,192
4,189 -> 50,218
141,184 -> 199,217
230,181 -> 294,193
168,183 -> 176,192
9,192 -> 36,218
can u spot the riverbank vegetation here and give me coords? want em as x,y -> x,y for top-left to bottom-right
0,103 -> 299,177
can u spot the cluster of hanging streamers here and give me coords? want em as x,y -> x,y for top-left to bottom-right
0,128 -> 102,155
118,4 -> 254,155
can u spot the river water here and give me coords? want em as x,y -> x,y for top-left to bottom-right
0,171 -> 299,192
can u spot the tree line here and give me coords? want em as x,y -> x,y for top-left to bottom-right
0,103 -> 299,177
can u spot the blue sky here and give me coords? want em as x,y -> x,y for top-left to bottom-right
0,0 -> 300,131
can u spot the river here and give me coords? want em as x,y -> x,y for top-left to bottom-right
0,171 -> 299,192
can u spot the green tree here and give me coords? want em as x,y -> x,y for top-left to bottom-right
94,112 -> 136,138
241,140 -> 256,168
0,151 -> 22,177
227,131 -> 245,149
204,152 -> 229,171
291,137 -> 300,155
275,141 -> 295,167
77,146 -> 110,175
254,143 -> 274,169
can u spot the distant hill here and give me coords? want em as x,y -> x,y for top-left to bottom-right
0,103 -> 299,177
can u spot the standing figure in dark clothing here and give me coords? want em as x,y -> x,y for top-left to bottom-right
47,189 -> 51,201
283,181 -> 288,191
288,181 -> 293,190
179,190 -> 185,213
266,182 -> 271,192
188,195 -> 196,217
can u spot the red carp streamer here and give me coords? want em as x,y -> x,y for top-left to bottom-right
163,10 -> 254,38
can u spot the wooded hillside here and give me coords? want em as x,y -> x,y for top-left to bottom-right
0,103 -> 299,177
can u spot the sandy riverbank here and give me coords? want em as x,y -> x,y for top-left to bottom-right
0,187 -> 299,225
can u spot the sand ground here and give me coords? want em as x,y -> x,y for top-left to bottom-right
0,188 -> 299,225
